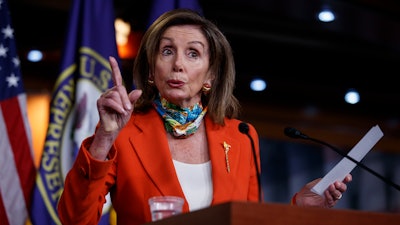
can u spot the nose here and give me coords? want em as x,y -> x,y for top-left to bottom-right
172,53 -> 184,72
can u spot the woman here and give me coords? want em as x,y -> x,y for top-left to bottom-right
58,8 -> 351,225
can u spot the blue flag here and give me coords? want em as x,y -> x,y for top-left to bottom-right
147,0 -> 203,27
29,0 -> 119,224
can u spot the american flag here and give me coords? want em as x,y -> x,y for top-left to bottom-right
0,0 -> 36,224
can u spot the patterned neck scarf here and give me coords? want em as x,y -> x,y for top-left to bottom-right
153,96 -> 208,138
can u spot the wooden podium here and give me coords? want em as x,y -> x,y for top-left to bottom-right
143,201 -> 400,225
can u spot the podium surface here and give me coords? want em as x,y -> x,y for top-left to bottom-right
144,201 -> 400,225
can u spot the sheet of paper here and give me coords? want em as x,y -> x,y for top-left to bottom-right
311,125 -> 384,196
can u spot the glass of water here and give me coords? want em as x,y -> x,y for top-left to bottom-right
148,196 -> 184,221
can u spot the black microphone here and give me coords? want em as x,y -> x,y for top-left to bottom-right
284,127 -> 400,191
239,122 -> 262,202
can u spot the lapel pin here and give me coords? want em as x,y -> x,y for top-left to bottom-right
223,141 -> 231,173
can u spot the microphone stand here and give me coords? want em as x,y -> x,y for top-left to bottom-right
239,123 -> 262,202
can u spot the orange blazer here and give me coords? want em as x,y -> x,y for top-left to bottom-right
58,108 -> 261,225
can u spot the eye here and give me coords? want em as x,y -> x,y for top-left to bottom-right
188,50 -> 199,58
161,48 -> 173,56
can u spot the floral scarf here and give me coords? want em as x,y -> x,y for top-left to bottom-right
153,96 -> 208,138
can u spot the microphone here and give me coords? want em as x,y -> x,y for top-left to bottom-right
284,127 -> 400,191
239,122 -> 262,202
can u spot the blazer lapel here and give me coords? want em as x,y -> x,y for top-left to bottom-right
205,117 -> 241,203
129,109 -> 185,198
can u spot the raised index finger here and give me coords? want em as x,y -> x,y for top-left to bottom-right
109,56 -> 123,87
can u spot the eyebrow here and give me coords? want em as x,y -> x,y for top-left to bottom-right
160,37 -> 205,48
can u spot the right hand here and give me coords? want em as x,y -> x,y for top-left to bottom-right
89,56 -> 142,160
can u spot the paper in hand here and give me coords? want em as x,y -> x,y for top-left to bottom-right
311,125 -> 384,196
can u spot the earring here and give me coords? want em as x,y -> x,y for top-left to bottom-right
202,83 -> 211,93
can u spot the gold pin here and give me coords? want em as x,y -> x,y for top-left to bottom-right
223,141 -> 231,173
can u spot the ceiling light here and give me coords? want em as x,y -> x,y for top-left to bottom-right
344,89 -> 360,104
318,9 -> 335,22
27,49 -> 43,62
250,78 -> 267,91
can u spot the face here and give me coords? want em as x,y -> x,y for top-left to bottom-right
152,25 -> 212,108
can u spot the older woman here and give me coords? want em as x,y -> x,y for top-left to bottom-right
58,8 -> 351,225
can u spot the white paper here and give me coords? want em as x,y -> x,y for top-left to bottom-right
311,125 -> 384,196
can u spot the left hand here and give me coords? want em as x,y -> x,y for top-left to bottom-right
294,174 -> 352,208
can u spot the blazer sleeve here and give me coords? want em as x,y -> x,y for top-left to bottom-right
57,136 -> 117,225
